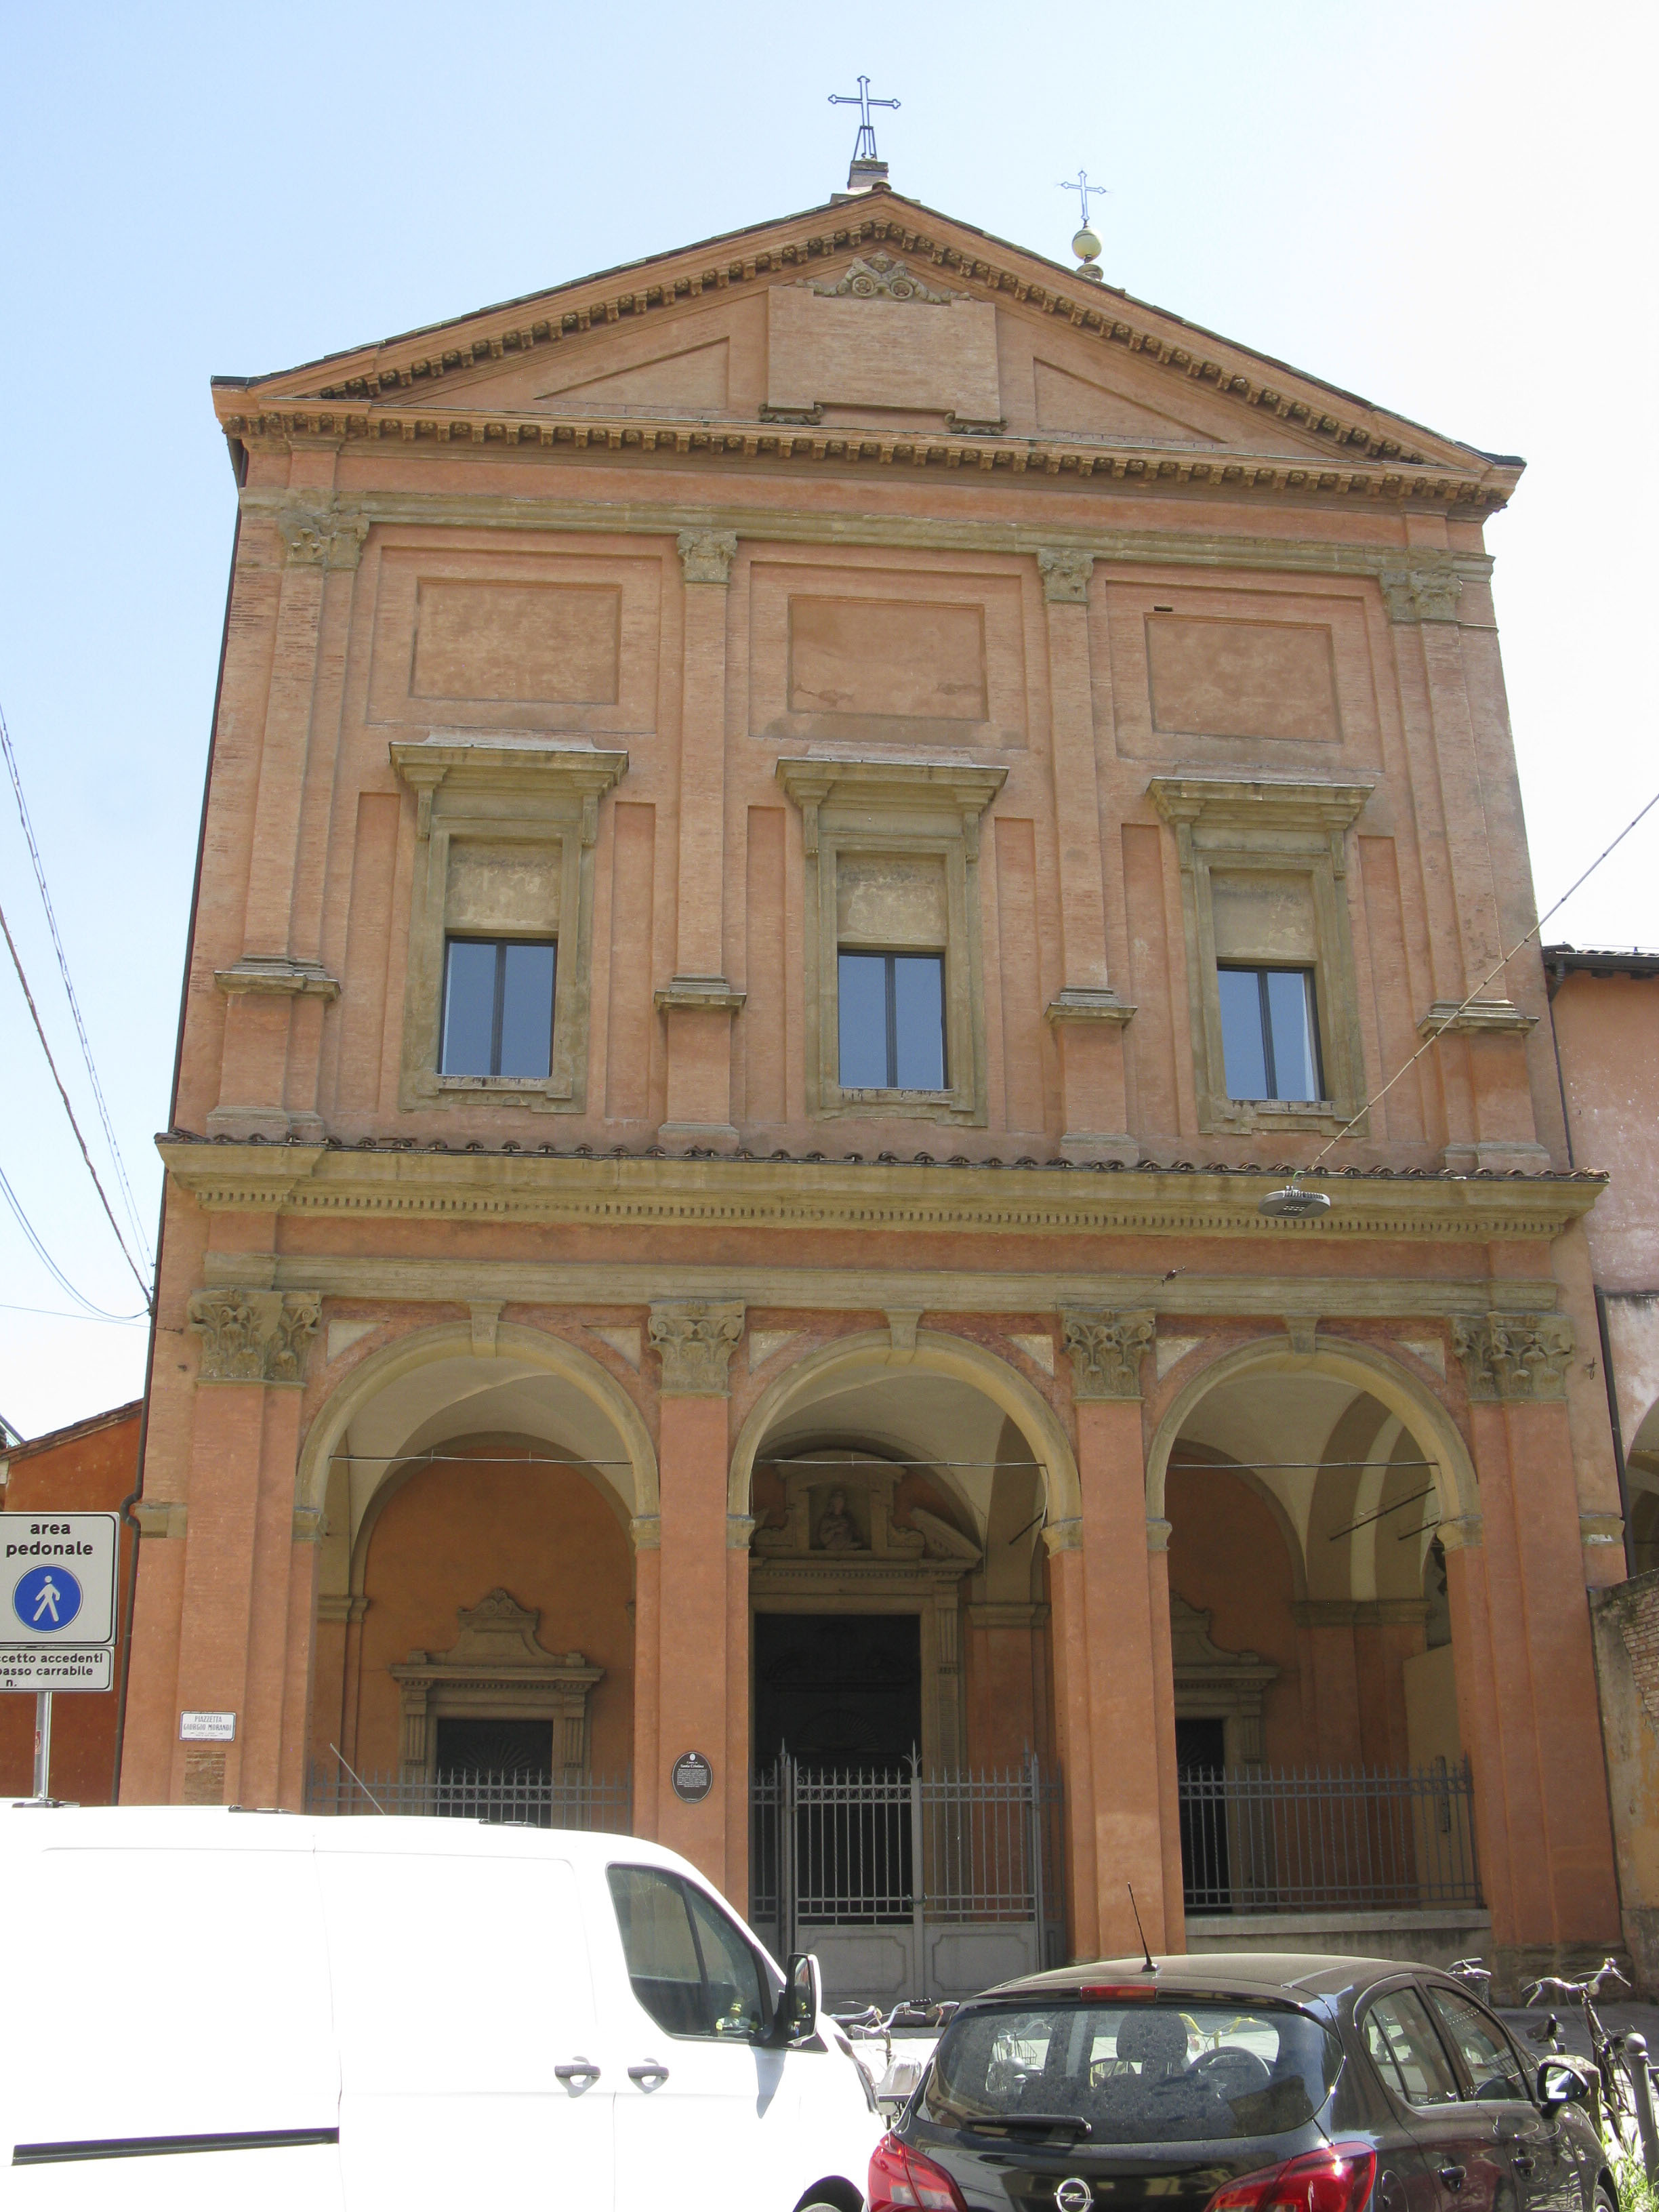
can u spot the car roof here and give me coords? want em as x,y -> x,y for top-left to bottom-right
974,1951 -> 1431,2007
1,1803 -> 689,1871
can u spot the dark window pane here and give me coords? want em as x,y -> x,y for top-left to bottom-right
441,939 -> 497,1076
893,955 -> 945,1090
607,1866 -> 708,2037
1360,1991 -> 1462,2108
1423,1986 -> 1528,2102
684,1885 -> 769,2043
499,941 -> 556,1080
1265,969 -> 1321,1101
838,951 -> 889,1088
1217,968 -> 1269,1099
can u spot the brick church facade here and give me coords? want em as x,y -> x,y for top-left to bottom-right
121,182 -> 1626,1994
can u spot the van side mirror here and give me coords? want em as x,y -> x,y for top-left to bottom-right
779,1953 -> 823,2045
1537,2060 -> 1589,2108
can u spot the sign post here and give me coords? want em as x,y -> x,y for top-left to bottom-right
1,1511 -> 120,1801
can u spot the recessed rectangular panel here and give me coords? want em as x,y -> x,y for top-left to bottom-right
789,598 -> 987,721
411,582 -> 621,704
1147,616 -> 1340,743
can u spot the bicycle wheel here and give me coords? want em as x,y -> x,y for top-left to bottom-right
1601,2050 -> 1643,2159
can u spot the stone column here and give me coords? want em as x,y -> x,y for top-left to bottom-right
1036,550 -> 1136,1162
1144,1516 -> 1186,1954
657,530 -> 745,1147
1450,1312 -> 1624,1992
1054,1309 -> 1176,1954
165,1287 -> 321,1808
647,1300 -> 744,1894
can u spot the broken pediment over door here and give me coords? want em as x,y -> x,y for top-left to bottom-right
766,255 -> 1002,430
1169,1592 -> 1279,1769
389,1588 -> 603,1784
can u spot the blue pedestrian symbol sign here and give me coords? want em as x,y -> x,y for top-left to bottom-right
14,1565 -> 83,1633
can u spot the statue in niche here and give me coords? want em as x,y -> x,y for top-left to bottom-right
815,1488 -> 865,1552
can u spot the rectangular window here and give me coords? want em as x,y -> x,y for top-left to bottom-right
838,951 -> 945,1090
1217,966 -> 1323,1103
441,937 -> 556,1079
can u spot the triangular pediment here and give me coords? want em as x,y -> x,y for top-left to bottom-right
215,192 -> 1518,504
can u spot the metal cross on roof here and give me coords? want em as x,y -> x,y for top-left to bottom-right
829,74 -> 900,163
1058,169 -> 1108,227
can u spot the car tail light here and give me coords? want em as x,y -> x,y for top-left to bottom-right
1206,2143 -> 1377,2212
869,2131 -> 968,2211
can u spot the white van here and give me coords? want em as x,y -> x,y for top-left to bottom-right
1,1803 -> 881,2210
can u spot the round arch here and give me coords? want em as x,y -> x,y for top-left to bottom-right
295,1320 -> 661,1530
1145,1334 -> 1479,1532
729,1328 -> 1082,1527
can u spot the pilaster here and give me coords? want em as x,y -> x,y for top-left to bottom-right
661,529 -> 743,1147
1036,549 -> 1136,1162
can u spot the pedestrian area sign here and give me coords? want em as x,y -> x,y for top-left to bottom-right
1,1513 -> 119,1693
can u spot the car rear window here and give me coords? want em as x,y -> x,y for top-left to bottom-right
920,2000 -> 1343,2144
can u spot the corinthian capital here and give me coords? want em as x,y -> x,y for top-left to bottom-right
1061,1308 -> 1155,1400
276,504 -> 369,571
188,1289 -> 322,1385
1452,1311 -> 1573,1402
676,529 -> 738,586
1036,547 -> 1094,605
1377,564 -> 1462,624
649,1300 -> 745,1395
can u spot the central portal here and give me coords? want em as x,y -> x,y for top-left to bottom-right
754,1613 -> 922,1769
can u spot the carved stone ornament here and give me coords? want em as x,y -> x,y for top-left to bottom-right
1377,565 -> 1462,625
188,1289 -> 322,1385
675,528 -> 738,586
1037,548 -> 1096,605
811,252 -> 954,304
1061,1308 -> 1155,1400
1452,1311 -> 1574,1401
390,1589 -> 603,1779
649,1300 -> 744,1394
754,1460 -> 983,1574
276,504 -> 369,571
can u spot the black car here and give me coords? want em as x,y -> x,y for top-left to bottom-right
868,1951 -> 1614,2212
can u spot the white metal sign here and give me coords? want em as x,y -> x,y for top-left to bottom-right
180,1711 -> 237,1742
0,1512 -> 119,1694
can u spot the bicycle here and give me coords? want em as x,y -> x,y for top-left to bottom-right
1523,1958 -> 1642,2158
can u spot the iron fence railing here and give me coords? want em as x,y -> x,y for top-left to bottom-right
305,1763 -> 632,1832
752,1752 -> 1063,1952
1178,1760 -> 1481,1913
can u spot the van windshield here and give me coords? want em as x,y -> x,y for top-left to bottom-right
920,2000 -> 1342,2144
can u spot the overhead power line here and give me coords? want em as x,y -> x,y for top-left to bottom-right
0,1162 -> 144,1322
1,698 -> 152,1270
0,896 -> 152,1305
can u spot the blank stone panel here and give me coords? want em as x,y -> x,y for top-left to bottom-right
790,598 -> 987,722
1147,617 -> 1339,744
412,582 -> 621,704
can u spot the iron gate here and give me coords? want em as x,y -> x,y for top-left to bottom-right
752,1751 -> 1063,2004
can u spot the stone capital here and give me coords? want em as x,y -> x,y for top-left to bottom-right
1037,546 -> 1095,604
188,1288 -> 322,1385
1042,1517 -> 1084,1555
648,1300 -> 744,1394
676,528 -> 738,586
1378,564 -> 1462,624
276,503 -> 369,571
1452,1311 -> 1574,1402
1061,1307 -> 1155,1400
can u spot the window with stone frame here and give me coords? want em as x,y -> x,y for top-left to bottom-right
1149,775 -> 1372,1136
776,756 -> 1006,1124
392,737 -> 625,1113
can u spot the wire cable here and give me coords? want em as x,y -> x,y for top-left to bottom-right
1,698 -> 152,1269
0,895 -> 152,1303
0,1161 -> 144,1321
1296,785 -> 1659,1183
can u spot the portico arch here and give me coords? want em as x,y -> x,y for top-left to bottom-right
729,1326 -> 1082,1529
295,1319 -> 660,1542
1146,1334 -> 1479,1535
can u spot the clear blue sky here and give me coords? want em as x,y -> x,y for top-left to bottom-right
1,0 -> 1653,1438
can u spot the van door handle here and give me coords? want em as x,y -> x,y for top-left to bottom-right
554,2057 -> 601,2085
628,2060 -> 670,2087
1439,2167 -> 1466,2192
